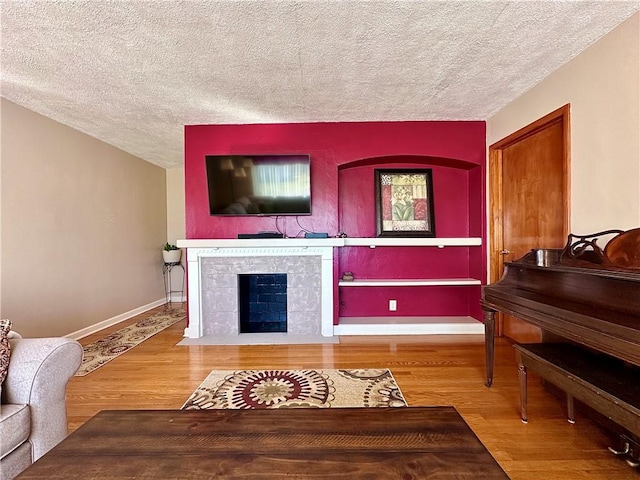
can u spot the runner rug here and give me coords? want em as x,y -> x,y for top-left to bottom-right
75,308 -> 185,376
181,368 -> 407,409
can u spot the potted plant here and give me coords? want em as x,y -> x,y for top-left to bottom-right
162,242 -> 182,264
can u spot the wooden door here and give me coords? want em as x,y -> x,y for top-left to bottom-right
489,105 -> 571,342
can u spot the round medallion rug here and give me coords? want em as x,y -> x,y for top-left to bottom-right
182,368 -> 407,409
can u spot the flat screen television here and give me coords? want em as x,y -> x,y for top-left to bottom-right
205,154 -> 311,216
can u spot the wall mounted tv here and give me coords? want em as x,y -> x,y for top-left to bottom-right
205,154 -> 311,216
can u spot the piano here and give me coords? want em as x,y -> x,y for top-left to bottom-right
480,229 -> 640,464
481,228 -> 640,387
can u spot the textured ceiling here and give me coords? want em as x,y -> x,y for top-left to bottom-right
1,1 -> 639,169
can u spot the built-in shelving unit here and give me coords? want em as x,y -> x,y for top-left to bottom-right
336,155 -> 485,336
336,236 -> 484,335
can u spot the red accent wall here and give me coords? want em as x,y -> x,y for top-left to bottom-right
185,121 -> 486,320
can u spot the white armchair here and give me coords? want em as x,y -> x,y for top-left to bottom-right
0,337 -> 83,480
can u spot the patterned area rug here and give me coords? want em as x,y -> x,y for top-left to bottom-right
75,308 -> 185,376
181,369 -> 407,409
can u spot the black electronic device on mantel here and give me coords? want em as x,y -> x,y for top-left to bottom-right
238,232 -> 284,239
206,154 -> 311,216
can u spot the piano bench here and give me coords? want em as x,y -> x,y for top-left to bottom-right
514,342 -> 640,439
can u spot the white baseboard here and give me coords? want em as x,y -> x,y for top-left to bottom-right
66,298 -> 166,340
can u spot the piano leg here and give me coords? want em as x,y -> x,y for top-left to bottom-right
517,362 -> 528,423
483,309 -> 496,387
567,394 -> 575,424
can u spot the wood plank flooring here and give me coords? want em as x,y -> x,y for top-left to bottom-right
66,306 -> 637,480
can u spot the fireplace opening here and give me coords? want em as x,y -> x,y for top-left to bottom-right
238,274 -> 287,333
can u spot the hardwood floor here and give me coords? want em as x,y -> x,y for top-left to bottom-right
66,306 -> 637,480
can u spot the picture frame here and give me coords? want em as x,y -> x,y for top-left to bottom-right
374,168 -> 436,237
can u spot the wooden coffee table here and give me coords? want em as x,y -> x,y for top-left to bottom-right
19,407 -> 509,479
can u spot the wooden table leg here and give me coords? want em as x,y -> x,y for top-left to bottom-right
483,309 -> 495,387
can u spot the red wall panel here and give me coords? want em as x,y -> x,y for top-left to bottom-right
185,121 -> 485,238
184,121 -> 486,319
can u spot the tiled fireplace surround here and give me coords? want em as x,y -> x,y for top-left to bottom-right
181,240 -> 339,339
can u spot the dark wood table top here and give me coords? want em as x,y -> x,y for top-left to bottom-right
19,407 -> 509,479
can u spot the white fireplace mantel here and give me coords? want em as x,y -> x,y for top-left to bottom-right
177,239 -> 341,339
177,238 -> 345,249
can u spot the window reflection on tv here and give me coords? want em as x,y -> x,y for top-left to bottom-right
205,155 -> 311,216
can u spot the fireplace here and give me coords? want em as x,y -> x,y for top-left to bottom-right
181,239 -> 339,340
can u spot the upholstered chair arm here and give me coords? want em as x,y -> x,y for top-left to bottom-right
3,337 -> 83,461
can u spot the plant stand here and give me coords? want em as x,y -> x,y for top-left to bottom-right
162,262 -> 185,307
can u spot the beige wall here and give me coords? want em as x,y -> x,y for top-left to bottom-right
166,168 -> 186,300
166,168 -> 185,247
488,12 -> 640,233
1,99 -> 168,337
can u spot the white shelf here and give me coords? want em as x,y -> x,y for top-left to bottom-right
334,316 -> 484,335
342,237 -> 482,247
338,278 -> 481,287
178,237 -> 481,249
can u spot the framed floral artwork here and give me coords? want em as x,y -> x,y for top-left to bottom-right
374,169 -> 436,237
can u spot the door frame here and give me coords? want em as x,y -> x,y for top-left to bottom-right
488,104 -> 572,335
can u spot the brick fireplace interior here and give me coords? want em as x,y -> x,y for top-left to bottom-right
238,273 -> 288,333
